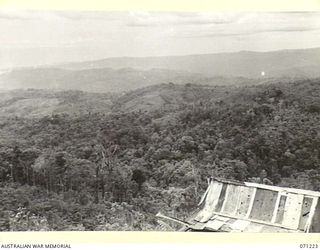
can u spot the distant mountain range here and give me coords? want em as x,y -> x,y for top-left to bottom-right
58,47 -> 320,78
0,47 -> 319,93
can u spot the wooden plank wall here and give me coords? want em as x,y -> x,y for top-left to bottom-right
275,195 -> 287,224
221,184 -> 240,214
194,181 -> 223,222
235,186 -> 254,217
310,198 -> 320,232
249,189 -> 278,221
281,193 -> 304,229
298,196 -> 313,230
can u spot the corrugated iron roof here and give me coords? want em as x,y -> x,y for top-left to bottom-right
186,178 -> 320,232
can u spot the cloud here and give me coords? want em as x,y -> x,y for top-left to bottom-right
0,10 -> 46,20
0,10 -> 124,21
53,11 -> 125,21
126,12 -> 242,27
268,26 -> 320,33
176,12 -> 320,38
184,26 -> 320,38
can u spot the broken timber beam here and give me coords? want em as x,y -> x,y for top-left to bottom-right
156,212 -> 190,226
156,212 -> 206,231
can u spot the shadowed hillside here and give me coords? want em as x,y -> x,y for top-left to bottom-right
0,89 -> 115,118
112,83 -> 238,113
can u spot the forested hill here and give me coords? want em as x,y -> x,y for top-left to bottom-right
0,78 -> 319,231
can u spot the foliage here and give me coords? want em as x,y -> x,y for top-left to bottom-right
0,79 -> 319,231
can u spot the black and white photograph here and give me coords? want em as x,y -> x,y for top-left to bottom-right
0,10 -> 319,233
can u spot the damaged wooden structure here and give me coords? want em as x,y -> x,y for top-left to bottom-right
157,178 -> 320,232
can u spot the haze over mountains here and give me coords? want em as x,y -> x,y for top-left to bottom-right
0,47 -> 319,93
60,47 -> 320,78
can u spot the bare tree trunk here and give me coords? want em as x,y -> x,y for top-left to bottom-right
10,165 -> 14,182
94,165 -> 100,204
46,175 -> 49,194
25,163 -> 29,185
192,165 -> 198,197
32,170 -> 35,186
101,178 -> 105,200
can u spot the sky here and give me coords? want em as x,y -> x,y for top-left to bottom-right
0,11 -> 320,68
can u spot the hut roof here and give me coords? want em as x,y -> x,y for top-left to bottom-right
158,178 -> 320,232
